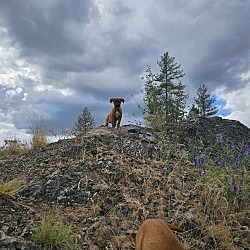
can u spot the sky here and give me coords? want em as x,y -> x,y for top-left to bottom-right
0,0 -> 250,144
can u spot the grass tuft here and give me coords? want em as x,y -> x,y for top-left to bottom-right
0,138 -> 29,156
31,131 -> 48,149
35,215 -> 77,250
0,178 -> 24,199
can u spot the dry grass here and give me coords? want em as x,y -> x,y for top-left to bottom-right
31,130 -> 48,149
0,139 -> 29,156
0,178 -> 24,199
176,169 -> 250,249
1,126 -> 249,249
1,146 -> 248,249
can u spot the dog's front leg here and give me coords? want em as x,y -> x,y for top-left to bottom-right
111,118 -> 116,128
117,119 -> 121,128
105,115 -> 109,126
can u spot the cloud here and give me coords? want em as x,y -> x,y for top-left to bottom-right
216,82 -> 250,126
0,0 -> 250,143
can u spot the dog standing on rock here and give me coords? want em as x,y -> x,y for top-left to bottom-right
105,98 -> 125,128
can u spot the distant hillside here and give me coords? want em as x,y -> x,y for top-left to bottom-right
0,117 -> 250,249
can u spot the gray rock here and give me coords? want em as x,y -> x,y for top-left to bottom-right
0,231 -> 41,250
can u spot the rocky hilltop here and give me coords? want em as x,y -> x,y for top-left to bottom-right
0,117 -> 250,249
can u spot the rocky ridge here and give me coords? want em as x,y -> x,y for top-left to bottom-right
0,117 -> 250,249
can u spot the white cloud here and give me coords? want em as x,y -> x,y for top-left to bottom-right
216,82 -> 250,127
0,112 -> 31,146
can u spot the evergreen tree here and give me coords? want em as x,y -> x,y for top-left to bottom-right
72,107 -> 96,135
194,84 -> 219,118
141,52 -> 188,126
156,52 -> 186,121
139,66 -> 163,127
140,67 -> 160,114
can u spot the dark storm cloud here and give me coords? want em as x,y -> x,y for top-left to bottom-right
0,0 -> 92,54
140,0 -> 250,93
0,0 -> 250,142
183,0 -> 250,91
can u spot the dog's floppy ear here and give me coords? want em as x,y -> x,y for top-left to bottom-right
121,98 -> 125,103
110,98 -> 114,103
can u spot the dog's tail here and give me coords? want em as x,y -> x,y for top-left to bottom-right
167,223 -> 183,232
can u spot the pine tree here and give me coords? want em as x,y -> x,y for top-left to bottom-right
71,107 -> 96,135
139,66 -> 163,127
141,52 -> 188,126
194,84 -> 219,118
156,52 -> 186,121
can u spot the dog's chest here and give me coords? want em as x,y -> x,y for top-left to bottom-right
114,107 -> 121,119
115,110 -> 120,119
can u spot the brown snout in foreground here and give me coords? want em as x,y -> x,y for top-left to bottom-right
135,219 -> 185,250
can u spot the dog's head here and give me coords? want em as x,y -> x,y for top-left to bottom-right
110,98 -> 125,107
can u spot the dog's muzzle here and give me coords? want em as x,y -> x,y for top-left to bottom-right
113,101 -> 121,107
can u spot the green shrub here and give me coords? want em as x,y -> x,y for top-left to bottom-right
189,136 -> 250,211
35,216 -> 76,249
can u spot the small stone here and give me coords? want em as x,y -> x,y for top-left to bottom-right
233,237 -> 241,245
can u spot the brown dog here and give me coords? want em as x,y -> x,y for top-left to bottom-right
105,98 -> 125,128
135,219 -> 185,250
